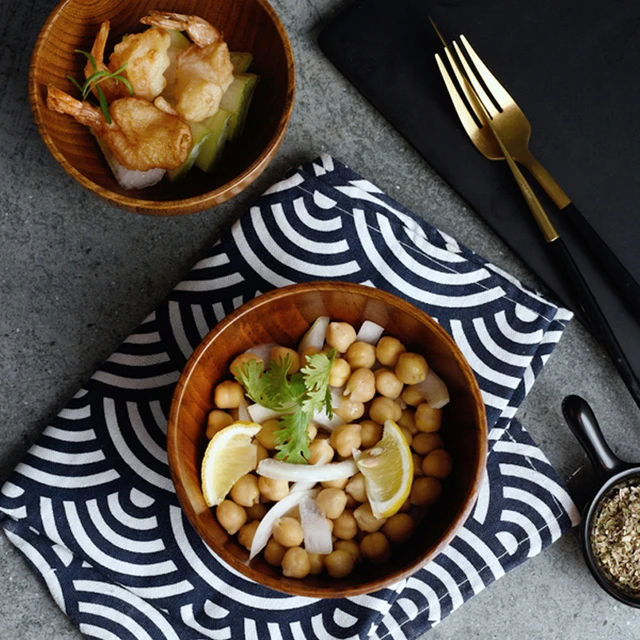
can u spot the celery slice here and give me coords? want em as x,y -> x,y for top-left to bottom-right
219,73 -> 259,141
194,109 -> 232,173
230,51 -> 254,73
167,122 -> 211,182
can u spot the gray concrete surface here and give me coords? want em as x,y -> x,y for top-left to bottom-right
1,0 -> 639,638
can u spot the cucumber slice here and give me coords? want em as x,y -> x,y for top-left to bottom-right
167,122 -> 211,183
219,73 -> 259,141
230,51 -> 254,73
194,109 -> 232,173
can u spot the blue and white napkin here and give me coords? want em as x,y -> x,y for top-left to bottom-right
0,155 -> 580,639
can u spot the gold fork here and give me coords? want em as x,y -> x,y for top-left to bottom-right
431,23 -> 640,322
433,27 -> 640,411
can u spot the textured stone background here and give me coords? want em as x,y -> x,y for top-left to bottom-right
1,0 -> 638,637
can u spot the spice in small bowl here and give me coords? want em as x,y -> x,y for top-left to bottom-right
591,479 -> 640,594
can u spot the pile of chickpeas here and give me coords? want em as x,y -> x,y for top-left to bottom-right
205,320 -> 453,580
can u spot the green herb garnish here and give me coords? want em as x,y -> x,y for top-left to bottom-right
233,349 -> 337,464
66,50 -> 133,124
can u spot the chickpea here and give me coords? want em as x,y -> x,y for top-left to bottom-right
307,422 -> 318,441
398,496 -> 412,513
333,510 -> 358,540
237,520 -> 260,550
256,418 -> 281,450
401,385 -> 425,407
414,403 -> 443,433
397,408 -> 417,434
264,538 -> 287,566
258,476 -> 290,502
271,345 -> 300,374
422,449 -> 453,479
216,500 -> 247,535
345,473 -> 367,503
410,476 -> 442,506
321,477 -> 349,490
317,488 -> 348,519
326,322 -> 357,352
369,397 -> 402,424
346,341 -> 376,369
300,346 -> 321,362
344,368 -> 376,403
353,503 -> 387,532
345,494 -> 359,509
400,427 -> 413,447
246,502 -> 268,521
394,352 -> 428,385
360,532 -> 391,564
374,369 -> 404,399
214,380 -> 245,409
324,549 -> 355,578
206,409 -> 234,438
382,513 -> 415,543
412,453 -> 424,477
230,474 -> 260,507
273,516 -> 304,547
255,441 -> 270,463
412,432 -> 444,456
230,352 -> 263,376
375,336 -> 406,367
281,547 -> 311,579
330,423 -> 362,458
333,399 -> 365,423
329,358 -> 351,387
335,539 -> 362,563
308,438 -> 335,465
307,552 -> 325,575
360,420 -> 382,448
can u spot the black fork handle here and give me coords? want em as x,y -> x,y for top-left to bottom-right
563,202 -> 640,322
548,236 -> 640,409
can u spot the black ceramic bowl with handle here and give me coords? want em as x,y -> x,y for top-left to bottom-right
562,394 -> 640,607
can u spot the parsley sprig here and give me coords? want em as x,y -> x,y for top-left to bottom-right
66,50 -> 133,124
233,349 -> 336,464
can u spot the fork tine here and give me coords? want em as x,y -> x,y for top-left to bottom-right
435,53 -> 483,141
442,47 -> 487,124
458,34 -> 514,109
452,40 -> 499,118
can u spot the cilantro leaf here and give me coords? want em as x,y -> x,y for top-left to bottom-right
232,346 -> 336,463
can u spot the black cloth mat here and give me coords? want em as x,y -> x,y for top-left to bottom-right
319,0 -> 640,385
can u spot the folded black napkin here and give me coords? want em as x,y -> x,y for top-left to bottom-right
0,156 -> 578,639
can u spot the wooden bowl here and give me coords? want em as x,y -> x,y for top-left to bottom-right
29,0 -> 295,215
167,281 -> 488,597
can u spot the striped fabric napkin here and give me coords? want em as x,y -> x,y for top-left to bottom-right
0,155 -> 579,639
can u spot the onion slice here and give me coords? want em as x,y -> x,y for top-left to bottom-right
312,387 -> 345,431
291,446 -> 334,493
412,369 -> 450,409
299,495 -> 333,555
249,489 -> 318,559
247,403 -> 285,423
245,343 -> 278,362
356,320 -> 385,344
298,316 -> 330,353
257,459 -> 358,482
237,396 -> 251,422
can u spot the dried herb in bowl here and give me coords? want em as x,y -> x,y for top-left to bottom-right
591,480 -> 640,592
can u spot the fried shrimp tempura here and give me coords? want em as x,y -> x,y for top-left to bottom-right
47,86 -> 192,171
109,26 -> 172,102
85,21 -> 129,103
140,10 -> 234,122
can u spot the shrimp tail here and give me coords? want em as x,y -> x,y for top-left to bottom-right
140,10 -> 222,46
46,85 -> 106,132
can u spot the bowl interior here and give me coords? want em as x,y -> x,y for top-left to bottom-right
168,282 -> 488,597
30,0 -> 294,214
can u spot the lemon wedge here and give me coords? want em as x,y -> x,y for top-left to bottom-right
355,419 -> 413,519
201,421 -> 261,507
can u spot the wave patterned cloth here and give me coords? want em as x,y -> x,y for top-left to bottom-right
0,156 -> 579,639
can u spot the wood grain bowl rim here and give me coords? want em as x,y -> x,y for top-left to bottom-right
28,0 -> 296,216
167,281 -> 489,597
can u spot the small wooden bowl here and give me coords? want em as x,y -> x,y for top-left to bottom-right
29,0 -> 295,215
167,281 -> 488,597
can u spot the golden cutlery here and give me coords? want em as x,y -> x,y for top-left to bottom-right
433,26 -> 640,410
430,20 -> 640,322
